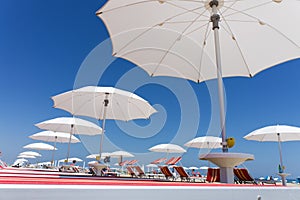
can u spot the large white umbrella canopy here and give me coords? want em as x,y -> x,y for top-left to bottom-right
244,124 -> 300,185
23,143 -> 57,151
149,143 -> 186,153
52,86 -> 157,121
52,86 -> 157,158
35,117 -> 102,162
184,136 -> 222,149
97,1 -> 300,153
19,151 -> 41,157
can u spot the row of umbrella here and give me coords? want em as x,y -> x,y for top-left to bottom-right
148,125 -> 300,179
20,86 -> 157,165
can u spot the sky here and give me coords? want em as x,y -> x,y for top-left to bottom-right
0,0 -> 300,179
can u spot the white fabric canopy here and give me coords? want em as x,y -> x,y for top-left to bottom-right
19,151 -> 41,157
23,143 -> 57,151
29,131 -> 80,143
184,136 -> 222,149
149,143 -> 186,153
52,86 -> 157,121
35,117 -> 102,136
97,1 -> 300,83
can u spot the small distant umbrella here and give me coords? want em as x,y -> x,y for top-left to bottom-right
58,157 -> 83,163
29,131 -> 80,165
149,144 -> 186,154
110,150 -> 134,164
35,117 -> 102,162
23,143 -> 57,151
17,155 -> 36,159
86,152 -> 111,160
184,136 -> 222,149
244,124 -> 300,186
13,159 -> 28,166
19,151 -> 41,157
188,166 -> 199,170
200,166 -> 209,170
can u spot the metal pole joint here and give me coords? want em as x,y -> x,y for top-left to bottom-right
210,14 -> 220,30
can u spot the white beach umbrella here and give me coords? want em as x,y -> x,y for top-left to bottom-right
13,159 -> 28,166
29,131 -> 80,143
110,150 -> 134,164
200,166 -> 209,170
244,124 -> 300,186
52,86 -> 157,158
35,117 -> 102,162
58,157 -> 83,163
184,136 -> 222,149
35,117 -> 102,135
86,152 -> 111,159
149,143 -> 186,154
23,143 -> 57,151
17,155 -> 36,159
188,166 -> 199,170
19,151 -> 41,157
97,1 -> 300,154
29,131 -> 80,165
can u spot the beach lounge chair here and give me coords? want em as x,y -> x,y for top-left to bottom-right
173,166 -> 205,182
159,166 -> 175,180
234,168 -> 257,184
165,157 -> 182,165
206,168 -> 220,182
259,176 -> 276,185
150,158 -> 167,164
127,160 -> 138,165
126,166 -> 137,177
133,166 -> 146,178
119,160 -> 129,166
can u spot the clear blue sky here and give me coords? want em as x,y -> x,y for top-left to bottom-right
0,0 -> 300,179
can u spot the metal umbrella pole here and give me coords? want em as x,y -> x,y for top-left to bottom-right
210,0 -> 228,152
277,133 -> 284,171
98,93 -> 109,161
277,132 -> 287,186
66,124 -> 74,163
51,136 -> 57,166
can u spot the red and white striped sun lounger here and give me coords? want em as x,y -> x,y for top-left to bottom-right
150,158 -> 167,164
165,157 -> 182,165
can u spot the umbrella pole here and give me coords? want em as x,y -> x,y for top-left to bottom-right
51,136 -> 57,166
99,93 -> 109,160
277,133 -> 284,171
66,124 -> 74,163
210,0 -> 228,152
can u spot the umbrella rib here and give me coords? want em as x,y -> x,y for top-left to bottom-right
222,1 -> 272,18
113,5 -> 206,56
222,3 -> 300,49
197,22 -> 212,83
219,11 -> 252,76
152,7 -> 208,76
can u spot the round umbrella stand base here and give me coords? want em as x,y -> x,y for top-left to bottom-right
200,152 -> 254,184
277,173 -> 290,186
